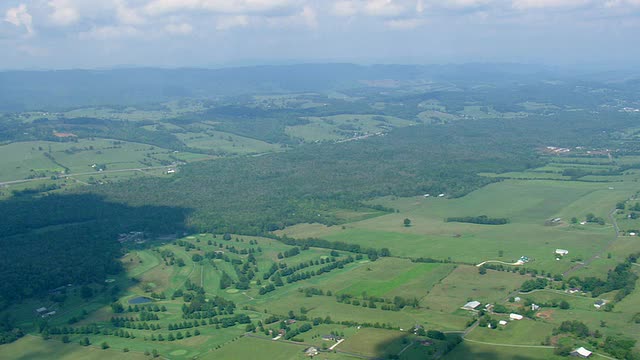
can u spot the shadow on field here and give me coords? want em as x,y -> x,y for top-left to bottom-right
0,193 -> 193,309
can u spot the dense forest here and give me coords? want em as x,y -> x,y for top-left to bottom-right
84,109 -> 640,234
0,194 -> 188,309
88,118 -> 542,234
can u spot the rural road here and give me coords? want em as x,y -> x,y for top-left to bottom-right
0,165 -> 176,187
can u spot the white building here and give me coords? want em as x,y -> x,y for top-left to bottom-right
571,347 -> 592,358
555,249 -> 569,256
509,313 -> 523,320
463,301 -> 481,310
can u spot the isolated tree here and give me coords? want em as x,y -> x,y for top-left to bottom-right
403,218 -> 411,227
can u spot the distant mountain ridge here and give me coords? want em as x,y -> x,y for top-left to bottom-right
0,63 -> 560,111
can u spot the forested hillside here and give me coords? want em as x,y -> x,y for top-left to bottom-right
86,109 -> 639,234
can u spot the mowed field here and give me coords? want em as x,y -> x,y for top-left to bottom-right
444,342 -> 564,360
0,139 -> 210,182
284,114 -> 415,142
0,335 -> 149,360
278,178 -> 638,274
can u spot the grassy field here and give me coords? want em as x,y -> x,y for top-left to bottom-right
285,114 -> 415,142
0,139 -> 210,182
278,177 -> 636,275
444,341 -> 564,360
0,335 -> 150,360
175,130 -> 281,154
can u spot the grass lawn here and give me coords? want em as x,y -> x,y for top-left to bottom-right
0,335 -> 149,360
444,341 -> 563,360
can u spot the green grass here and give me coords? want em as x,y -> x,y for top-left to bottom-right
285,114 -> 415,142
175,130 -> 280,154
0,335 -> 149,360
336,261 -> 449,298
423,266 -> 527,313
444,341 -> 563,360
0,139 -> 209,182
280,178 -> 637,274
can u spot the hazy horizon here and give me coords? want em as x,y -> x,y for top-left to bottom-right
2,0 -> 640,70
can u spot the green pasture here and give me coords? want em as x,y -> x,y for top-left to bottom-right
279,178 -> 636,273
0,139 -> 207,182
175,130 -> 280,154
422,266 -> 526,313
285,114 -> 415,142
444,341 -> 563,360
0,335 -> 149,360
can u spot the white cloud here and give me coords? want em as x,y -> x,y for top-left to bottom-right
264,5 -> 318,28
79,25 -> 140,40
5,4 -> 34,35
385,17 -> 425,29
116,0 -> 146,25
165,22 -> 193,34
216,15 -> 250,30
604,0 -> 640,7
512,0 -> 590,10
440,0 -> 491,8
331,0 -> 410,17
364,0 -> 407,17
144,0 -> 298,16
48,0 -> 79,26
332,0 -> 358,16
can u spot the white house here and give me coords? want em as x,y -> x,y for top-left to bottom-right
555,249 -> 569,256
463,301 -> 481,310
509,313 -> 523,320
531,304 -> 540,311
571,347 -> 592,358
594,299 -> 608,309
499,320 -> 507,326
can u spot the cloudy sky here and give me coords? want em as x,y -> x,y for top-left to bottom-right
2,0 -> 640,69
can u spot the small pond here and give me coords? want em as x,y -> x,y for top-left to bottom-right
128,296 -> 153,304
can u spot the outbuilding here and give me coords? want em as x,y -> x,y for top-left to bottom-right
555,249 -> 569,256
571,347 -> 592,358
509,313 -> 523,320
463,301 -> 481,310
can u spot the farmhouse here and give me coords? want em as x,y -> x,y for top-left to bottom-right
568,288 -> 581,294
509,313 -> 523,320
322,334 -> 338,341
594,299 -> 608,309
571,347 -> 592,358
305,347 -> 319,357
462,301 -> 481,310
555,249 -> 569,256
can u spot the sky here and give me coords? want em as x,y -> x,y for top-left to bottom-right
2,0 -> 640,69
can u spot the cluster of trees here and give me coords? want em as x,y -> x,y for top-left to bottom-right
445,215 -> 509,225
567,254 -> 638,300
92,117 -> 548,235
0,194 -> 186,311
520,278 -> 549,292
